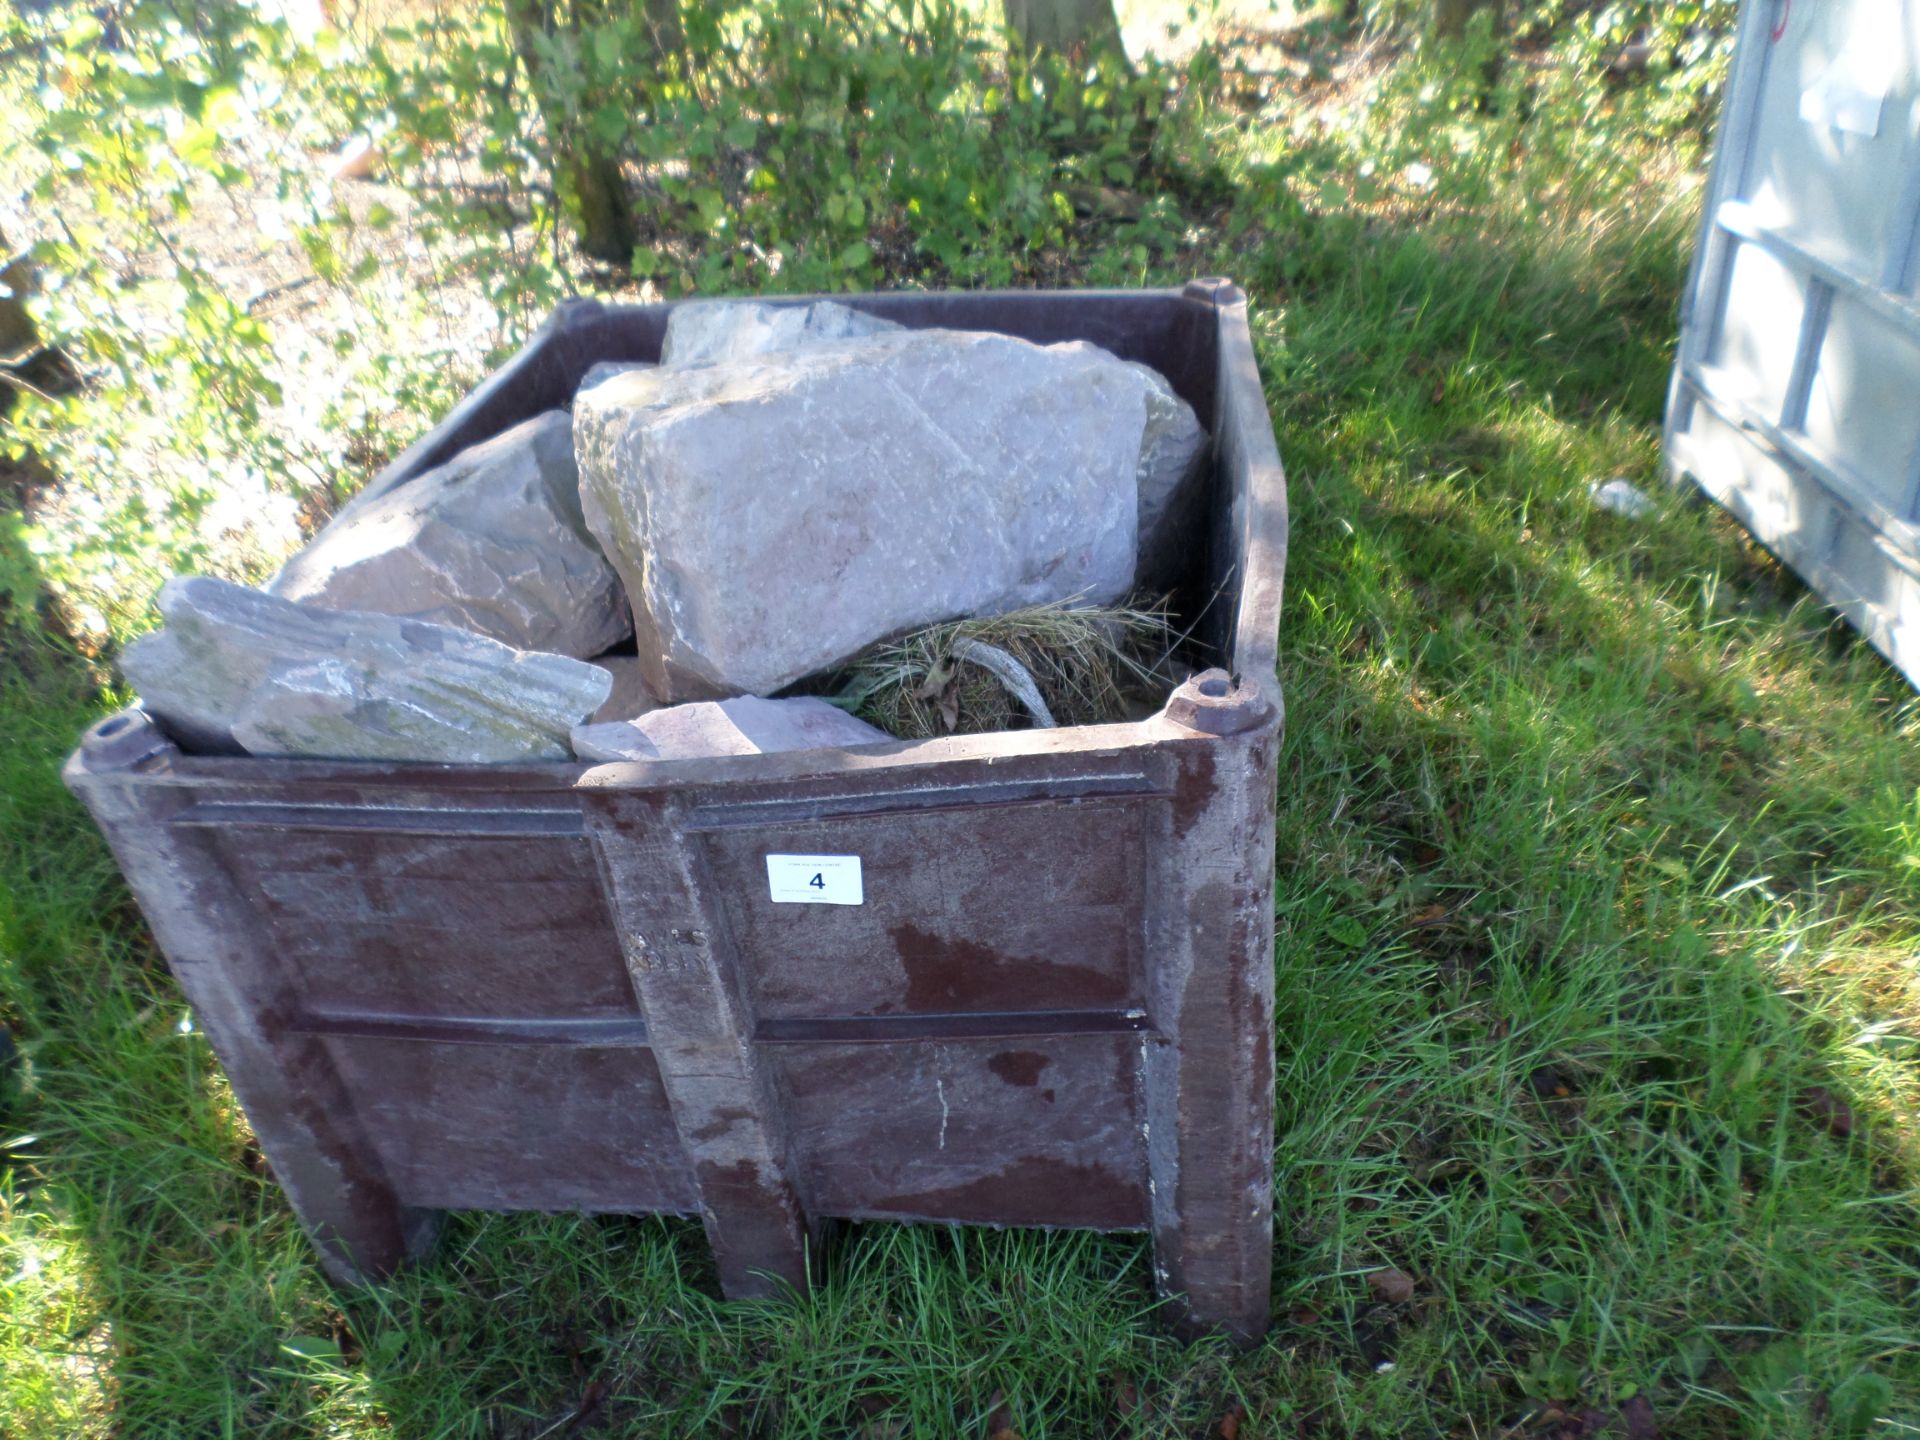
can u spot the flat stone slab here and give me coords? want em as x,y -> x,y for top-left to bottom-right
574,327 -> 1150,700
272,411 -> 629,659
572,695 -> 891,762
660,299 -> 900,367
124,576 -> 611,763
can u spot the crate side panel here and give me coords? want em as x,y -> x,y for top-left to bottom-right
701,802 -> 1147,1020
773,1033 -> 1148,1229
1674,404 -> 1920,677
325,1038 -> 696,1213
1829,512 -> 1920,629
211,831 -> 640,1021
1804,296 -> 1920,512
1209,290 -> 1287,686
1675,403 -> 1842,571
1707,239 -> 1813,414
1738,0 -> 1916,281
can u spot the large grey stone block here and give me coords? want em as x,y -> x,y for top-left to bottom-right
123,576 -> 611,763
572,695 -> 891,763
579,360 -> 653,394
1130,362 -> 1210,593
272,411 -> 629,659
574,328 -> 1148,700
660,299 -> 900,367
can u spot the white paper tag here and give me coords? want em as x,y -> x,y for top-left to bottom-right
766,853 -> 863,905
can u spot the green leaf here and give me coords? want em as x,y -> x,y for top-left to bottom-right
1496,1210 -> 1532,1264
837,240 -> 872,270
61,12 -> 104,49
201,85 -> 243,132
281,1335 -> 343,1362
590,104 -> 626,146
1830,1373 -> 1893,1440
174,125 -> 222,172
1739,1338 -> 1808,1399
1326,914 -> 1368,949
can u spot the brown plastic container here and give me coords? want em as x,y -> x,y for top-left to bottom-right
65,280 -> 1288,1341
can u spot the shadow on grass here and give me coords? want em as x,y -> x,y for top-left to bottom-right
1251,210 -> 1920,1436
2,454 -> 331,1434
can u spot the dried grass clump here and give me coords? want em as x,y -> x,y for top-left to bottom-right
831,597 -> 1186,739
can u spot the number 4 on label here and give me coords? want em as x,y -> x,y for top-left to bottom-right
766,853 -> 864,905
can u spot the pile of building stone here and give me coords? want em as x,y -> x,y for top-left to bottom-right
122,300 -> 1209,765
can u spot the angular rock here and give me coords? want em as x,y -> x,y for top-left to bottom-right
586,653 -> 663,723
1129,362 -> 1211,593
272,411 -> 629,659
123,576 -> 611,763
574,328 -> 1146,699
578,359 -> 653,394
660,299 -> 900,368
572,695 -> 891,763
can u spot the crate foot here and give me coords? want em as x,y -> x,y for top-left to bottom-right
307,1204 -> 444,1287
1153,1231 -> 1274,1348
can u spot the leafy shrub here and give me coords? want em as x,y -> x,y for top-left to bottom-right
3,0 -> 1215,639
1,3 -> 330,637
358,0 -> 1197,299
0,0 -> 1735,644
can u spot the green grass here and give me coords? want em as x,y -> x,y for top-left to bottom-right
8,19 -> 1920,1439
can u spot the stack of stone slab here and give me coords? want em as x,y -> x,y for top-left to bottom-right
123,300 -> 1210,765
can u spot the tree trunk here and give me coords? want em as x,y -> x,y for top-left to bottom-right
1431,0 -> 1494,39
503,0 -> 641,266
639,0 -> 682,57
563,148 -> 640,265
0,227 -> 35,362
1002,0 -> 1128,67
